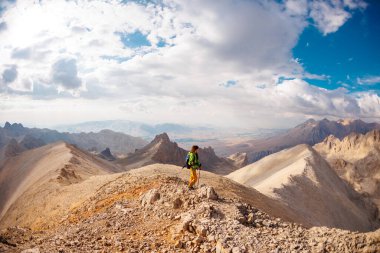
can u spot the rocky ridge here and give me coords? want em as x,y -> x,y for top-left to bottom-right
1,172 -> 379,253
314,130 -> 380,209
222,118 -> 380,163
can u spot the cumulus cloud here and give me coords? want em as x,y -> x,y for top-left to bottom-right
51,58 -> 82,90
285,0 -> 308,16
0,0 -> 377,127
2,65 -> 18,84
11,47 -> 32,59
0,22 -> 7,32
343,0 -> 368,9
310,0 -> 367,35
357,76 -> 380,85
310,1 -> 351,35
268,79 -> 361,117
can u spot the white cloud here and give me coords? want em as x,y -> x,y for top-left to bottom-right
0,0 -> 378,129
2,65 -> 17,84
51,58 -> 82,89
268,79 -> 362,117
285,0 -> 309,16
310,0 -> 351,35
357,76 -> 380,85
343,0 -> 368,9
0,22 -> 7,33
356,92 -> 380,117
2,78 -> 379,129
309,0 -> 367,35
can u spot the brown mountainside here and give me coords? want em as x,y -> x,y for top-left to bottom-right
227,144 -> 380,232
0,142 -> 122,229
314,130 -> 380,209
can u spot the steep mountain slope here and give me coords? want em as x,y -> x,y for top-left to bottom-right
223,119 -> 380,163
1,164 -> 379,252
0,137 -> 45,168
314,130 -> 380,209
118,133 -> 238,174
0,142 -> 122,229
0,161 -> 291,231
0,122 -> 147,155
0,139 -> 25,160
228,152 -> 248,167
227,144 -> 379,232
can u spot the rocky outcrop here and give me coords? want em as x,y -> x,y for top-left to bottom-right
314,130 -> 380,210
98,148 -> 116,161
227,152 -> 248,167
3,122 -> 26,137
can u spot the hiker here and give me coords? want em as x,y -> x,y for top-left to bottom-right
187,145 -> 202,190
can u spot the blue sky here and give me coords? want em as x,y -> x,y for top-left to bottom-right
293,0 -> 380,93
0,0 -> 379,128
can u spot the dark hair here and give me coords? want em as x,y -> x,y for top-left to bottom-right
191,145 -> 199,152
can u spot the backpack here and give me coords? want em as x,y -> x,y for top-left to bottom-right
182,152 -> 200,169
182,153 -> 191,169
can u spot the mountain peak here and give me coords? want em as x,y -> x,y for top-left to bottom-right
296,118 -> 317,128
4,122 -> 24,130
99,147 -> 116,161
337,118 -> 356,126
152,132 -> 171,143
201,146 -> 216,156
4,122 -> 11,128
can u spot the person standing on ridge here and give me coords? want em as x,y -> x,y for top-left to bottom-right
187,145 -> 202,190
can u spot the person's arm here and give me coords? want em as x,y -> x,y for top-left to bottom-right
195,153 -> 201,168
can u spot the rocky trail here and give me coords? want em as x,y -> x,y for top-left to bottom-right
1,171 -> 379,253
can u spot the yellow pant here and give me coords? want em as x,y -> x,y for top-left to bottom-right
189,168 -> 198,188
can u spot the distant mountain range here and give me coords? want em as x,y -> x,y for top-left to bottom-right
0,122 -> 147,156
53,120 -> 216,139
223,118 -> 380,163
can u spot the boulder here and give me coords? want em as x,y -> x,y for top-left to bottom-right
140,189 -> 160,207
198,186 -> 218,200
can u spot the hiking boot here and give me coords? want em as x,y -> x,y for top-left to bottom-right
188,186 -> 195,190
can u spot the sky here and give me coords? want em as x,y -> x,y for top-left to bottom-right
0,0 -> 379,129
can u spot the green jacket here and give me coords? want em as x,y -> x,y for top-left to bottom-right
188,151 -> 201,169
